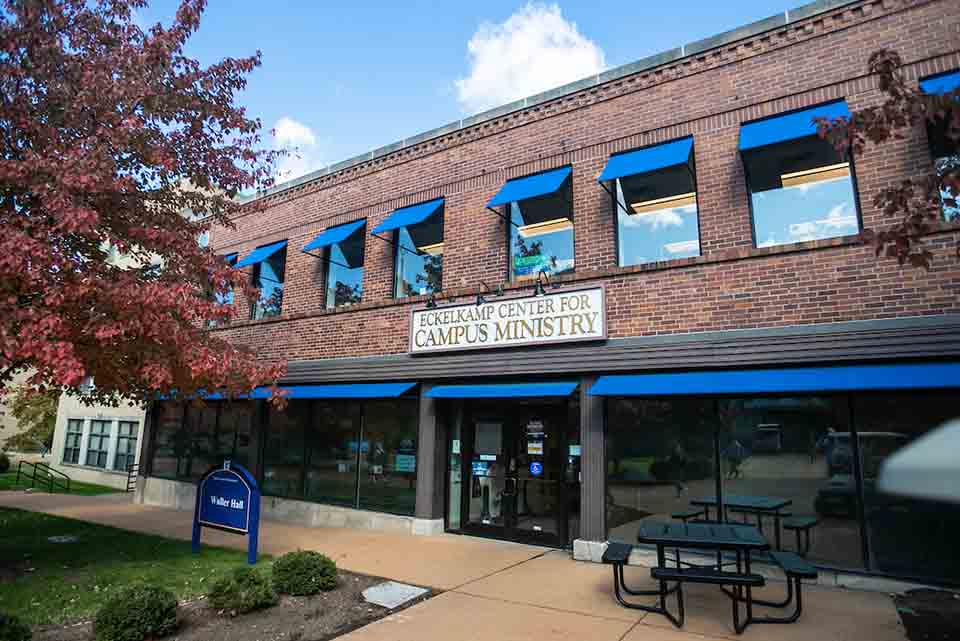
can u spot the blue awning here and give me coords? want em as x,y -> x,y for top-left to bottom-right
738,100 -> 851,152
235,240 -> 287,268
251,383 -> 416,399
598,137 -> 694,183
920,69 -> 960,96
589,363 -> 960,397
372,199 -> 444,235
426,382 -> 578,399
486,167 -> 572,208
304,220 -> 365,253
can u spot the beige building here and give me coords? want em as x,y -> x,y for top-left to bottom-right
0,370 -> 36,451
49,392 -> 146,489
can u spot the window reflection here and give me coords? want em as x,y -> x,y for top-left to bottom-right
325,224 -> 365,308
261,401 -> 308,499
359,400 -> 418,515
395,211 -> 443,298
508,175 -> 574,281
305,402 -> 360,507
616,172 -> 700,266
252,247 -> 286,319
744,127 -> 860,248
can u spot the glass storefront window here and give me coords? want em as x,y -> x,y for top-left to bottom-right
852,391 -> 958,583
305,401 -> 361,508
606,398 -> 715,542
716,396 -> 862,570
150,402 -> 188,479
360,399 -> 418,515
261,401 -> 308,499
186,403 -> 219,481
219,401 -> 256,470
508,175 -> 574,281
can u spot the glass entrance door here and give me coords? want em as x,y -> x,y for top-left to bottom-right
460,400 -> 570,546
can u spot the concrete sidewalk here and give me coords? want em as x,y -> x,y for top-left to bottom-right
0,491 -> 905,640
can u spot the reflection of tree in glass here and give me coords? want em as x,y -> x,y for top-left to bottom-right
333,281 -> 362,307
415,253 -> 442,293
515,235 -> 559,273
260,288 -> 283,317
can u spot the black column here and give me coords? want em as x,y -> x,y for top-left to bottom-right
415,384 -> 445,520
579,375 -> 606,541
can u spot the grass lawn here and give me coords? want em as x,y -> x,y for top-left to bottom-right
0,507 -> 267,625
0,470 -> 120,495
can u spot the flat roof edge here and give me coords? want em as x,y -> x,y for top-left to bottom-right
240,0 -> 861,204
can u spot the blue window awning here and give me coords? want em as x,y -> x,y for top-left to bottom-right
598,137 -> 694,183
486,167 -> 572,208
738,100 -> 850,152
235,240 -> 287,268
250,383 -> 416,399
304,220 -> 365,253
426,381 -> 578,399
920,69 -> 960,96
372,198 -> 444,235
589,363 -> 960,397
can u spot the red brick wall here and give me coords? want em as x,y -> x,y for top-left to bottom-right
212,0 -> 960,365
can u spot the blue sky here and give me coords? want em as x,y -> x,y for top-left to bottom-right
139,1 -> 809,182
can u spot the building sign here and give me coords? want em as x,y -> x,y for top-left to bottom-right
192,460 -> 261,564
410,286 -> 606,354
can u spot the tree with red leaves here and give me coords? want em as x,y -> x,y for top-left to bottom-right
0,0 -> 286,405
818,50 -> 960,269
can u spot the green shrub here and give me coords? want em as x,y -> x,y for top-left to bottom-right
272,550 -> 338,595
0,612 -> 31,641
94,584 -> 177,641
0,452 -> 10,474
207,567 -> 277,615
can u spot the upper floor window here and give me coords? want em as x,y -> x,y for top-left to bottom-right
487,167 -> 574,281
63,419 -> 83,464
372,199 -> 444,299
304,220 -> 366,309
599,137 -> 700,266
739,100 -> 861,248
236,240 -> 287,320
920,69 -> 960,221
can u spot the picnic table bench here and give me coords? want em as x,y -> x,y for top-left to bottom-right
603,520 -> 818,634
689,495 -> 793,550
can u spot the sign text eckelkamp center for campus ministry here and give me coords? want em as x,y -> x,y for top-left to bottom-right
410,286 -> 606,354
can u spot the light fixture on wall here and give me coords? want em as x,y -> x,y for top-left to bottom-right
424,294 -> 438,309
533,271 -> 549,297
476,280 -> 504,306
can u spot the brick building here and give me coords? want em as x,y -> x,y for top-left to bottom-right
136,0 -> 960,586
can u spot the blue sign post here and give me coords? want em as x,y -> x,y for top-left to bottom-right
192,460 -> 261,564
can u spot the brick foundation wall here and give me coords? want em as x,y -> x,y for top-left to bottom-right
211,0 -> 960,365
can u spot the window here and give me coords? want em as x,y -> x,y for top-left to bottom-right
507,171 -> 575,281
251,245 -> 286,319
919,70 -> 960,221
394,207 -> 443,299
63,419 -> 83,464
324,223 -> 365,308
208,253 -> 238,328
740,101 -> 861,248
259,395 -> 419,517
150,402 -> 189,479
113,421 -> 138,471
85,420 -> 111,468
605,138 -> 700,266
185,404 -> 219,480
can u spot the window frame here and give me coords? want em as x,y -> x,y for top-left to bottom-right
606,145 -> 703,268
392,207 -> 444,300
250,245 -> 287,320
502,169 -> 576,283
85,419 -> 111,469
742,134 -> 864,250
113,420 -> 139,472
63,418 -> 84,464
324,223 -> 366,309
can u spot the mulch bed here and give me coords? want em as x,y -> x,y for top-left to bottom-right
32,570 -> 433,641
895,589 -> 960,641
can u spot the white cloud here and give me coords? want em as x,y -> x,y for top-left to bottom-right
455,3 -> 606,114
621,204 -> 694,230
788,203 -> 858,240
272,117 -> 326,182
664,239 -> 700,255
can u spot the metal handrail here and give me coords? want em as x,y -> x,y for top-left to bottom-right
15,460 -> 71,493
